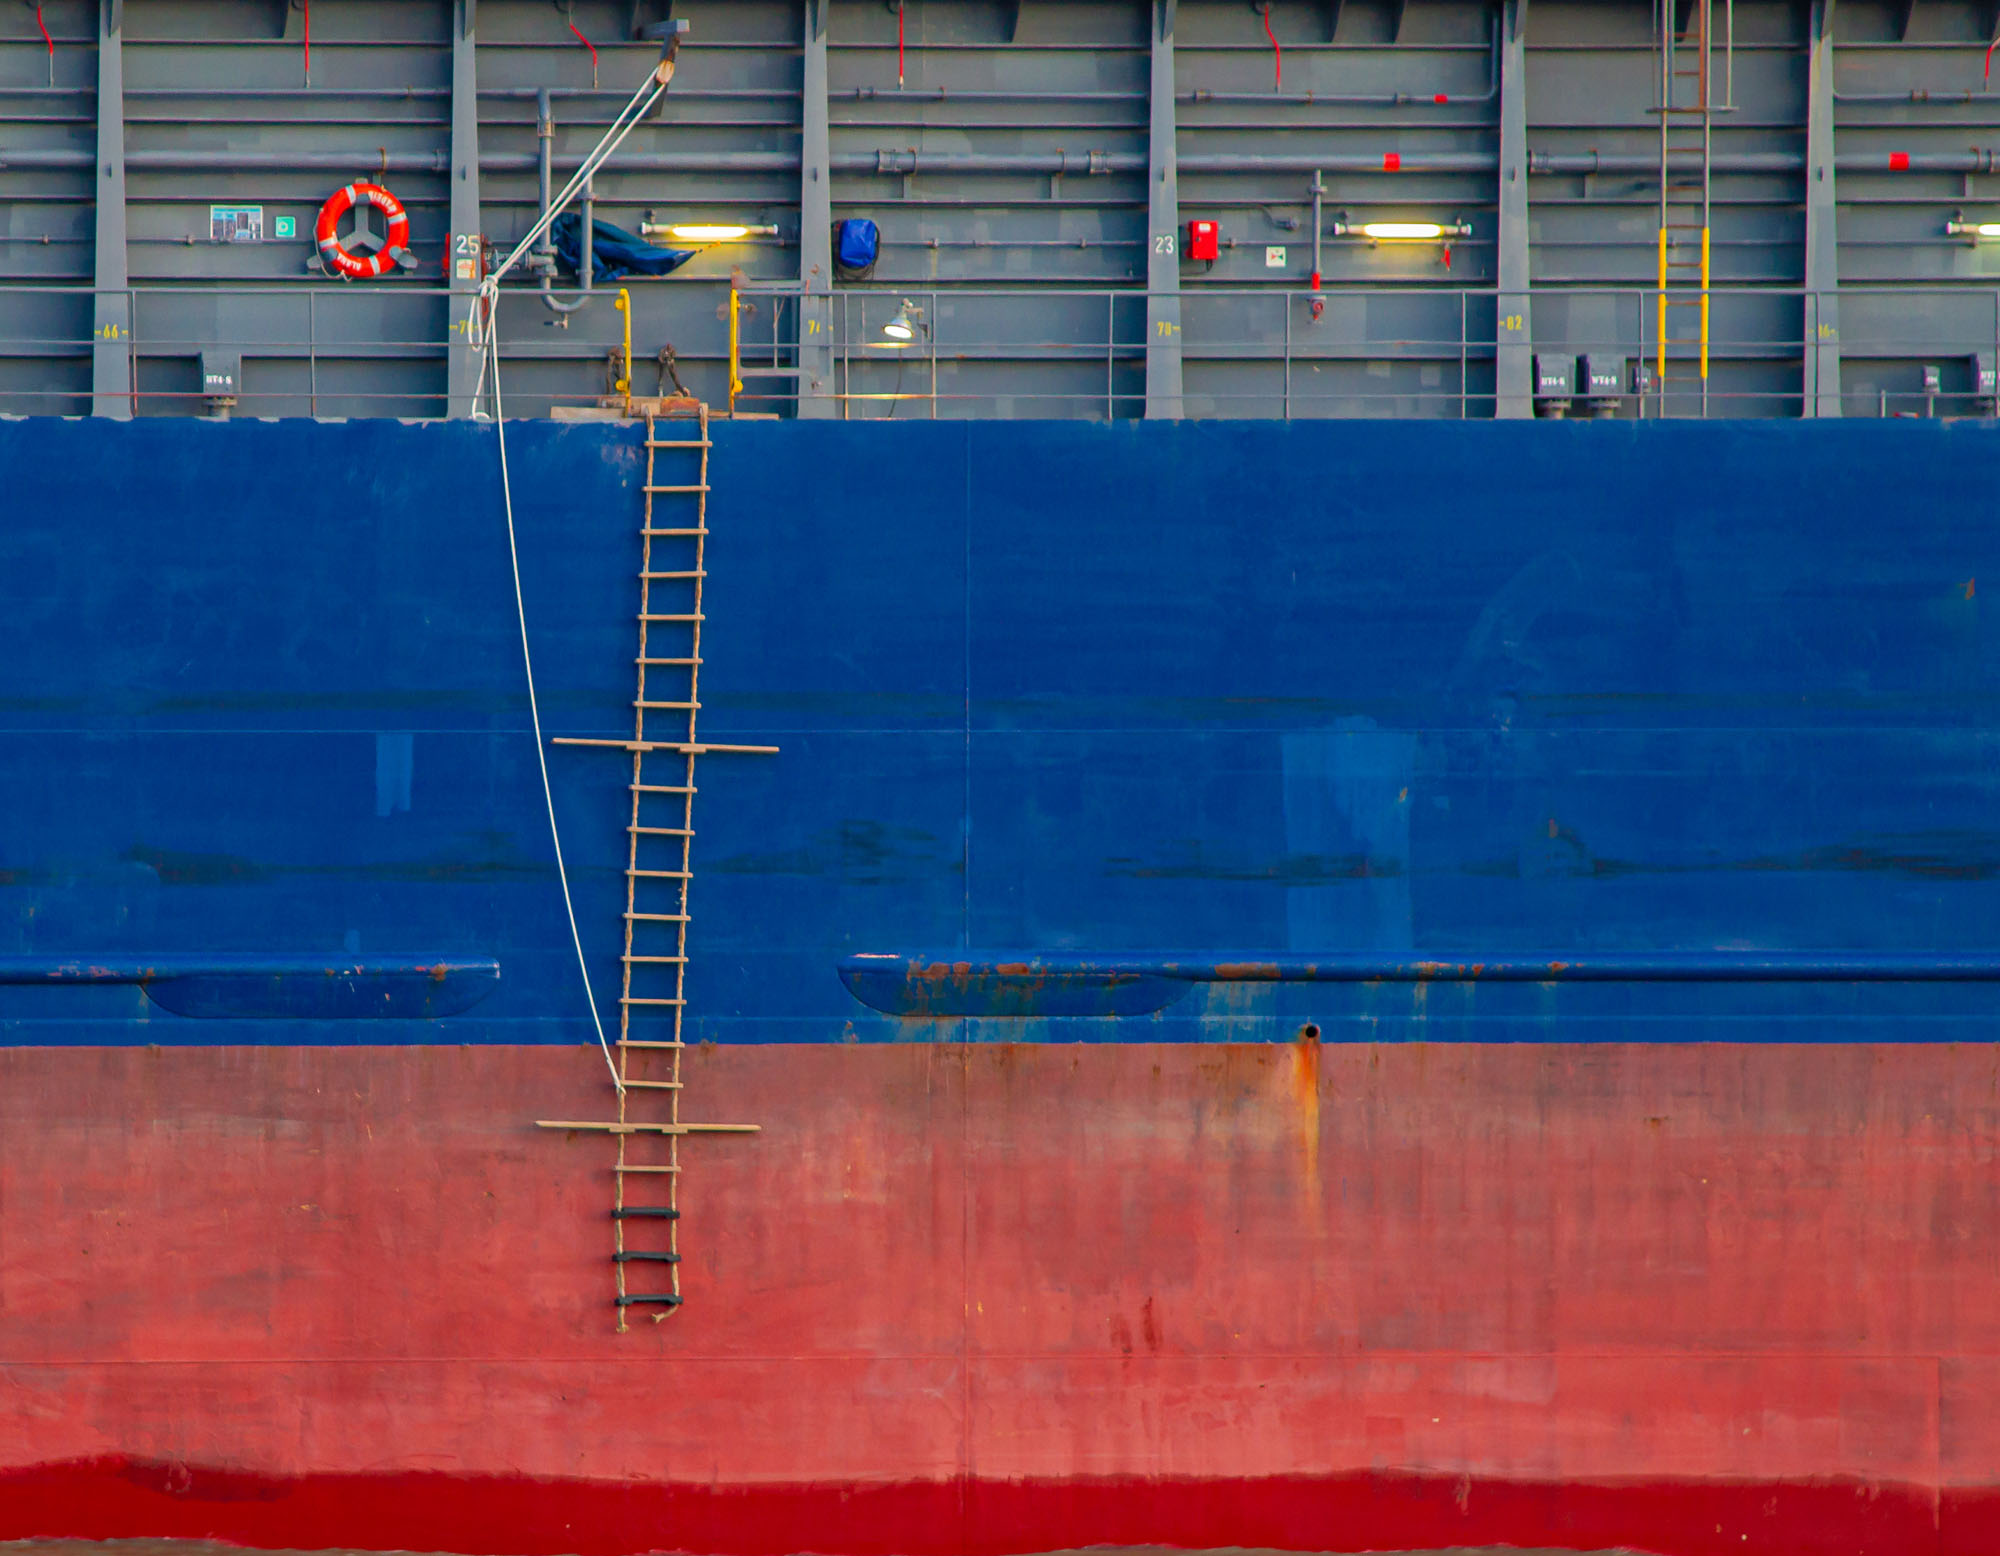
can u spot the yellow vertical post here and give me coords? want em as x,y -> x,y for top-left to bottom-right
727,285 -> 743,416
1698,227 -> 1711,380
1656,228 -> 1668,382
613,288 -> 633,409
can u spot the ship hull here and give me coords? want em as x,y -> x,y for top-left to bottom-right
6,416 -> 2000,1555
5,1039 -> 1999,1556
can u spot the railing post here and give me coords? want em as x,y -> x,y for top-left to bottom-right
1804,0 -> 1842,417
446,0 -> 484,419
1145,0 -> 1183,419
91,0 -> 131,419
799,0 -> 836,417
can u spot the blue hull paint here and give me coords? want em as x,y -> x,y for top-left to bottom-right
3,415 -> 1998,1045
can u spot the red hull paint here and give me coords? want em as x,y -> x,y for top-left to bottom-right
3,1042 -> 1999,1556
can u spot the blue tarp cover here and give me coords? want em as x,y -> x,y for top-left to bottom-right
552,214 -> 694,284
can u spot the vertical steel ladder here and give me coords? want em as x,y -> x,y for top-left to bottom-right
538,405 -> 777,1329
1655,0 -> 1714,416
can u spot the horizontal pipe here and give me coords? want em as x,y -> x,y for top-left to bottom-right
0,147 -> 1868,177
1834,89 -> 1995,103
1183,88 -> 1499,106
838,87 -> 1143,102
1530,151 -> 1806,173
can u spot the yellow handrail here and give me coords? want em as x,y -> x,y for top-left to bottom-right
727,285 -> 743,415
1698,226 -> 1710,381
613,287 -> 633,409
1655,228 -> 1667,385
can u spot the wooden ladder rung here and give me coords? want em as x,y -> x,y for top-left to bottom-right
639,613 -> 704,623
638,656 -> 701,666
618,1039 -> 685,1049
635,699 -> 697,709
624,954 -> 688,963
630,868 -> 693,879
640,572 -> 705,582
615,1164 -> 682,1173
631,784 -> 695,794
621,1079 -> 684,1090
622,995 -> 686,1005
625,910 -> 690,922
630,825 -> 693,836
646,438 -> 712,449
645,484 -> 710,493
643,528 -> 708,538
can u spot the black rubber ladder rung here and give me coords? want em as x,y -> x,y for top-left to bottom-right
613,1206 -> 682,1219
616,1293 -> 685,1307
614,1250 -> 683,1264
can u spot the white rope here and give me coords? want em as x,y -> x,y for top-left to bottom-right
486,323 -> 622,1094
472,44 -> 685,1094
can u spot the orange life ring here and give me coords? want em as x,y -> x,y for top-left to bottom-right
314,181 -> 412,279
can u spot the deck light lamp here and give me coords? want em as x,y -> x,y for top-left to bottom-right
881,300 -> 924,343
1946,218 -> 2000,240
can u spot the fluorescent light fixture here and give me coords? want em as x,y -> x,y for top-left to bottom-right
1333,219 -> 1474,241
640,222 -> 779,243
1947,218 -> 2000,239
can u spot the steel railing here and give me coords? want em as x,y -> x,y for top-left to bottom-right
1,278 -> 1997,420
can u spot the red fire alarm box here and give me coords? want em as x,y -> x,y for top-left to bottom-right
1186,219 -> 1220,261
